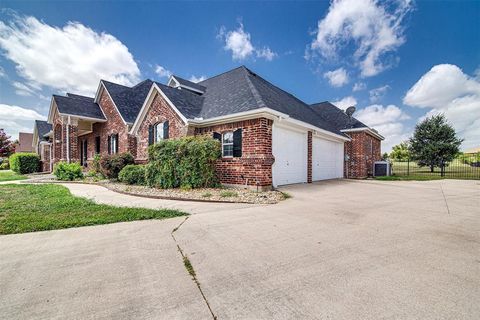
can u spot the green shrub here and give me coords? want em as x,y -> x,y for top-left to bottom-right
9,153 -> 40,174
220,190 -> 238,198
100,152 -> 134,179
118,165 -> 146,185
54,162 -> 84,181
92,153 -> 102,174
0,158 -> 9,170
146,137 -> 221,189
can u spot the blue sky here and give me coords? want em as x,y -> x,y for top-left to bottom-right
0,0 -> 479,151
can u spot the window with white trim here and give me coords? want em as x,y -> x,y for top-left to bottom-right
154,122 -> 164,142
222,131 -> 233,157
109,134 -> 118,154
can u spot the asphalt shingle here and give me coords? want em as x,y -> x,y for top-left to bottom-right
53,95 -> 105,120
35,120 -> 52,138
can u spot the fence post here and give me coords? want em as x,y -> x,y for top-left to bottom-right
407,158 -> 410,176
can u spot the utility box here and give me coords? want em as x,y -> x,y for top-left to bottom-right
374,161 -> 391,177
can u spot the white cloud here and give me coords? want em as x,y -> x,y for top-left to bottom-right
0,66 -> 5,78
189,75 -> 206,83
323,68 -> 349,87
404,64 -> 480,150
355,104 -> 410,152
256,47 -> 277,61
0,103 -> 46,139
369,85 -> 390,102
12,81 -> 37,96
307,0 -> 413,77
218,23 -> 277,61
353,82 -> 366,92
331,96 -> 357,110
154,65 -> 172,78
0,15 -> 140,96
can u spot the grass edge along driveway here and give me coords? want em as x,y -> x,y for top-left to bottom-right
0,184 -> 186,235
0,170 -> 27,182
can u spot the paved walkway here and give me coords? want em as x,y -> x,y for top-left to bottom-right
1,179 -> 479,319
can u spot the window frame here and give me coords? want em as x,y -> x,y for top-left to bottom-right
222,131 -> 234,158
154,122 -> 164,143
110,134 -> 118,154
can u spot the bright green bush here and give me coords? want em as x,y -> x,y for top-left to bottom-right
146,136 -> 221,189
54,162 -> 84,181
0,158 -> 9,170
118,165 -> 146,185
100,152 -> 135,179
9,153 -> 40,174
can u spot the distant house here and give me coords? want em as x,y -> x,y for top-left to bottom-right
34,66 -> 384,188
16,132 -> 34,153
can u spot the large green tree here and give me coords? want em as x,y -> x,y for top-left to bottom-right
409,114 -> 462,173
0,129 -> 15,158
389,141 -> 410,161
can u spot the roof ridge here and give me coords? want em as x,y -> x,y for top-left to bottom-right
198,65 -> 246,84
242,67 -> 266,108
131,79 -> 153,89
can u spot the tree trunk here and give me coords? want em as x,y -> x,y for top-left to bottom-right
430,164 -> 434,173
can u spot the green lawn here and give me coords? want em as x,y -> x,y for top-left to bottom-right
375,175 -> 444,181
0,184 -> 186,235
0,170 -> 27,182
391,161 -> 480,180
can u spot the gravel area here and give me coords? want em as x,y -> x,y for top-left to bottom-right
103,181 -> 285,204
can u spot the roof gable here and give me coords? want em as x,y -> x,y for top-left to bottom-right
35,120 -> 52,138
101,79 -> 153,124
53,94 -> 105,120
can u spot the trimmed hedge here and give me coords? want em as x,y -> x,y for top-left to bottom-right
54,162 -> 84,181
146,136 -> 221,189
118,165 -> 146,185
9,153 -> 40,174
100,152 -> 135,179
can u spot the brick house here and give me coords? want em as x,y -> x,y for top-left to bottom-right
36,66 -> 383,189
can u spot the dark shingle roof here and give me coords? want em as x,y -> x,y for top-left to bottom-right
195,66 -> 347,137
35,120 -> 52,138
154,82 -> 204,119
171,76 -> 206,93
102,79 -> 153,124
309,102 -> 368,130
54,94 -> 105,120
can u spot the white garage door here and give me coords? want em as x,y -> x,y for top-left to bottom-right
272,125 -> 307,187
312,137 -> 344,181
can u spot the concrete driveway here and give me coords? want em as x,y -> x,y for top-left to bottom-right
1,179 -> 479,319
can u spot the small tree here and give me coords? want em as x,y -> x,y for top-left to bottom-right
389,141 -> 410,161
409,114 -> 462,174
0,129 -> 15,157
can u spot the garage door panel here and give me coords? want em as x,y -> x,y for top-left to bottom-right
272,125 -> 307,187
312,137 -> 344,181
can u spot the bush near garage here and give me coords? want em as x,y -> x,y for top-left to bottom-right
100,152 -> 135,179
118,165 -> 146,185
54,162 -> 84,181
145,137 -> 221,189
9,153 -> 40,174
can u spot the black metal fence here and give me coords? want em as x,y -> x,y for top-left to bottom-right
391,153 -> 480,180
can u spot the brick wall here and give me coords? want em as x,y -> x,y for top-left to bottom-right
195,118 -> 274,188
40,144 -> 51,172
136,93 -> 188,160
79,90 -> 132,165
344,131 -> 382,178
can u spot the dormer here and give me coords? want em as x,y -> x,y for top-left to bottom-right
167,75 -> 206,95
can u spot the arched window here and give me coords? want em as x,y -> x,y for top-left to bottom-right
155,122 -> 164,142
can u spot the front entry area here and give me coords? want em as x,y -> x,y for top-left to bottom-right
272,124 -> 307,187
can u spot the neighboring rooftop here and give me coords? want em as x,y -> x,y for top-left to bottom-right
53,94 -> 105,120
35,120 -> 52,138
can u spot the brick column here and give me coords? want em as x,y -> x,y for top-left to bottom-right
307,131 -> 312,183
